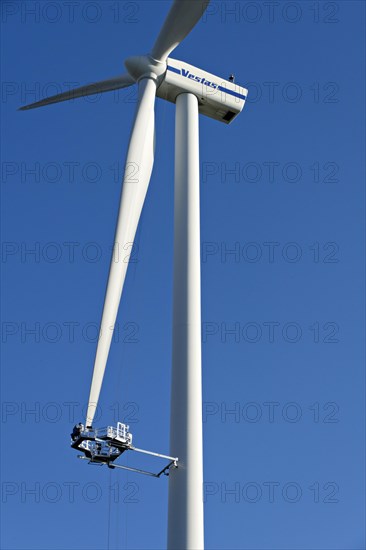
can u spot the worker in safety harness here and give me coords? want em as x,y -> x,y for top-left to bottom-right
71,423 -> 84,441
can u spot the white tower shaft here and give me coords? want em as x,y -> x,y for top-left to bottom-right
168,93 -> 204,550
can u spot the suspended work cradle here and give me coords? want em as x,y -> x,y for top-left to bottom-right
71,422 -> 178,478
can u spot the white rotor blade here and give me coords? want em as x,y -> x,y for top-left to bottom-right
151,0 -> 210,62
18,74 -> 134,111
85,77 -> 156,428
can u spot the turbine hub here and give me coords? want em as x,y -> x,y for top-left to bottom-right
124,55 -> 166,83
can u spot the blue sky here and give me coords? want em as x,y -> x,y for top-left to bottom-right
1,1 -> 365,549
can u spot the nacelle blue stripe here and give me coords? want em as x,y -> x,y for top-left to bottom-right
167,65 -> 181,74
167,66 -> 247,100
218,86 -> 247,100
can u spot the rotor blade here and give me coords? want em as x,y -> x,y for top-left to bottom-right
151,0 -> 210,62
85,77 -> 156,428
18,74 -> 134,111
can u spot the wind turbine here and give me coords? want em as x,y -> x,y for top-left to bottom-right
20,1 -> 248,548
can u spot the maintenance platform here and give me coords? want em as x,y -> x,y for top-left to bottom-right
71,422 -> 178,478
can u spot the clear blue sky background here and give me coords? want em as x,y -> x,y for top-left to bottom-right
1,1 -> 365,549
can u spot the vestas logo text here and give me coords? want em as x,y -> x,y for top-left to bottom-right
167,65 -> 247,101
180,69 -> 219,90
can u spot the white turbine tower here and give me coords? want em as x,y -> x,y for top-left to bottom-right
20,2 -> 248,548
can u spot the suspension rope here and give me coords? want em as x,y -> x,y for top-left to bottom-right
107,467 -> 112,550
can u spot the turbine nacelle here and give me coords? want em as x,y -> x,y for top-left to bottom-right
125,55 -> 249,125
157,58 -> 248,124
